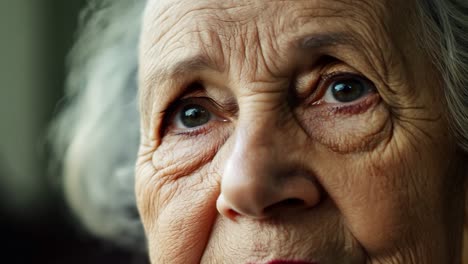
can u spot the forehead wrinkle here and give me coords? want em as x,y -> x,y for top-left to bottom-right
147,25 -> 227,86
156,54 -> 222,84
142,0 -> 405,96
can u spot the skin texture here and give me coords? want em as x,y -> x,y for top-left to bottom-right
136,0 -> 468,263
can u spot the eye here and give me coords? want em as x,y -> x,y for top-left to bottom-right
164,97 -> 228,136
321,74 -> 375,104
177,104 -> 212,128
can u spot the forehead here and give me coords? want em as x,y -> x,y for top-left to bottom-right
143,0 -> 390,36
139,0 -> 407,89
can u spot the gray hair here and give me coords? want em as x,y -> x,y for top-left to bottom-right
415,0 -> 468,152
49,0 -> 468,251
49,0 -> 146,250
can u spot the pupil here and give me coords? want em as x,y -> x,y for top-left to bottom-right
332,80 -> 365,103
181,104 -> 210,128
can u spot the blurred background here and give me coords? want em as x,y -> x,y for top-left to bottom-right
0,1 -> 146,263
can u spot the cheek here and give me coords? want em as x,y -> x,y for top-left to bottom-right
319,153 -> 409,252
134,128 -> 230,263
135,159 -> 220,263
316,122 -> 453,255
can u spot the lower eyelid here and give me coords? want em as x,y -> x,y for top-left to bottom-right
173,127 -> 210,137
171,117 -> 228,137
319,93 -> 381,115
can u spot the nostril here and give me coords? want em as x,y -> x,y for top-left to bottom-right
263,198 -> 305,214
226,208 -> 239,219
278,198 -> 305,207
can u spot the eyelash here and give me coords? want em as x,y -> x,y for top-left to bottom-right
163,97 -> 225,137
163,72 -> 378,137
307,71 -> 378,110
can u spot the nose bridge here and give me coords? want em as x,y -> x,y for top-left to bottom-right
217,97 -> 321,219
220,110 -> 289,217
236,91 -> 294,151
233,100 -> 295,181
238,107 -> 283,154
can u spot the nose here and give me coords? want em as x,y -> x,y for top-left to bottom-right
216,115 -> 322,220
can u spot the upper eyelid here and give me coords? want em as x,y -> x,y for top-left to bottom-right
165,97 -> 216,121
320,72 -> 375,90
165,97 -> 227,126
176,97 -> 224,113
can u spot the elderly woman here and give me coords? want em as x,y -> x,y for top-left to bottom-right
51,0 -> 468,263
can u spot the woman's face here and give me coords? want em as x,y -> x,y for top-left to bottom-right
136,0 -> 467,263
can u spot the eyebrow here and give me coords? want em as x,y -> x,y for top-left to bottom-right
298,32 -> 356,50
153,54 -> 221,83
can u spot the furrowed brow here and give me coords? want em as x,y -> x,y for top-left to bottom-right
153,54 -> 221,83
274,32 -> 360,72
297,32 -> 356,50
149,32 -> 357,86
